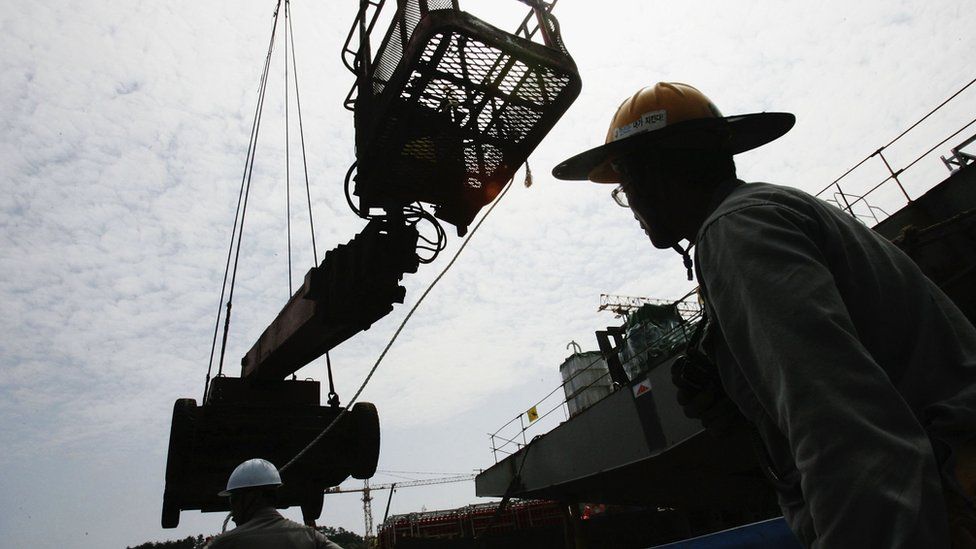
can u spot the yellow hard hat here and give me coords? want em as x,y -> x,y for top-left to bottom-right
552,82 -> 795,183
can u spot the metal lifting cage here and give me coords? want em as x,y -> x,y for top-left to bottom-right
349,0 -> 581,233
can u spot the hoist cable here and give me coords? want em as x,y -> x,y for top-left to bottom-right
284,0 -> 331,397
216,0 -> 284,379
204,0 -> 284,401
285,0 -> 293,296
286,0 -> 319,266
281,176 -> 516,473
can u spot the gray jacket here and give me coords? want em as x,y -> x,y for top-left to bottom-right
694,181 -> 976,548
206,508 -> 343,549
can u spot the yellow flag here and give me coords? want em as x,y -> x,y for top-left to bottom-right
526,406 -> 539,422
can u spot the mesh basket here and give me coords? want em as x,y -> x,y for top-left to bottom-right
354,2 -> 581,232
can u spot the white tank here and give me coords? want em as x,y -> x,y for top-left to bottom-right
559,351 -> 613,417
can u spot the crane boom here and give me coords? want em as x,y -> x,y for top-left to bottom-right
326,473 -> 478,539
598,293 -> 701,319
325,473 -> 476,493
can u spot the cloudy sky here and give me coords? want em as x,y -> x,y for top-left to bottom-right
1,0 -> 973,547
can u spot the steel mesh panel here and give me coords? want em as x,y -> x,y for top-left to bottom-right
369,28 -> 574,200
410,31 -> 570,144
371,0 -> 455,96
495,59 -> 529,95
463,142 -> 504,187
517,67 -> 571,105
356,8 -> 581,229
488,102 -> 543,143
432,36 -> 505,90
427,0 -> 455,9
402,1 -> 421,44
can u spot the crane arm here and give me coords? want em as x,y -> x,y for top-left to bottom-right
325,473 -> 476,493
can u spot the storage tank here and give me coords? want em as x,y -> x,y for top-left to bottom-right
559,351 -> 613,417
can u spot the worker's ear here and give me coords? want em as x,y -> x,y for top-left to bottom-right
664,149 -> 736,184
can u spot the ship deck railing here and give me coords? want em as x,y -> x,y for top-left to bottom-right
815,76 -> 976,225
488,291 -> 702,463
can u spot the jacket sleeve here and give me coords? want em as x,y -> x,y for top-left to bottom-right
697,203 -> 949,548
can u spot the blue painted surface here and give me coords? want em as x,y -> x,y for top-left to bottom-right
648,517 -> 803,549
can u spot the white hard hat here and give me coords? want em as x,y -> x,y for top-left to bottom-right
218,458 -> 283,496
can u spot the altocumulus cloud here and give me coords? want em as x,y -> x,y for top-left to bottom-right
0,0 -> 974,547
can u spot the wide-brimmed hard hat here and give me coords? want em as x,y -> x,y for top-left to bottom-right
218,458 -> 283,496
552,82 -> 795,184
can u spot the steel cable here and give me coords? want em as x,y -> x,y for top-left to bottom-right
286,0 -> 319,265
204,0 -> 283,400
284,0 -> 293,296
216,1 -> 283,379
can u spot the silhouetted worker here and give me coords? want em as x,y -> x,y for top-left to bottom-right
553,82 -> 976,547
206,459 -> 343,549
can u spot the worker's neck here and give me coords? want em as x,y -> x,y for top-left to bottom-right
682,176 -> 740,242
232,492 -> 277,526
661,177 -> 735,243
236,505 -> 275,525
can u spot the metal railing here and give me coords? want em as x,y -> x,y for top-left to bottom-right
942,133 -> 976,172
814,77 -> 976,224
488,295 -> 701,462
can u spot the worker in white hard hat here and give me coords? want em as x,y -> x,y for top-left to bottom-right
554,82 -> 976,547
205,458 -> 343,549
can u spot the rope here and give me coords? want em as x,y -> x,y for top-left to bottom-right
286,0 -> 319,266
217,0 -> 282,378
280,176 -> 516,473
284,0 -> 293,296
205,0 -> 283,399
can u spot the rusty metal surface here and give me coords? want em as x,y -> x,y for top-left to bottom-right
241,218 -> 419,381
